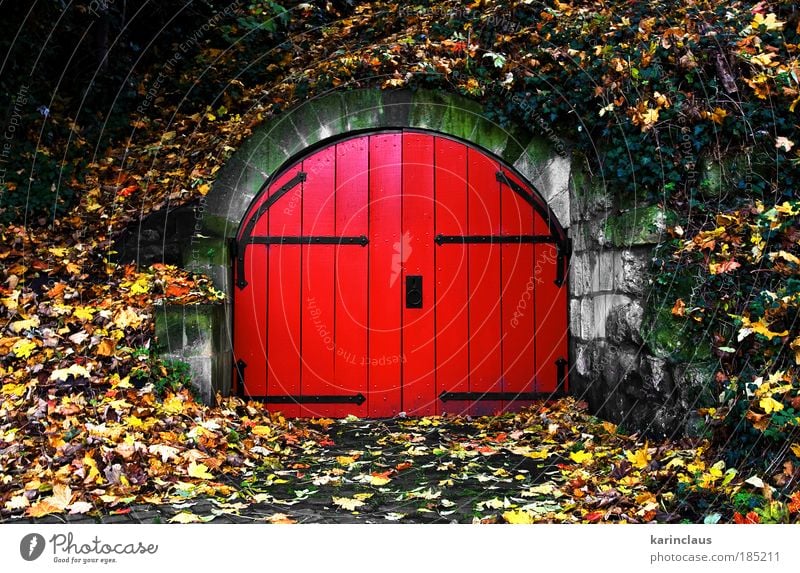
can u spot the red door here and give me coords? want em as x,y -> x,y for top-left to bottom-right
233,131 -> 569,418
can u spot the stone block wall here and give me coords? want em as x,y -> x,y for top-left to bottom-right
567,162 -> 716,437
153,304 -> 232,404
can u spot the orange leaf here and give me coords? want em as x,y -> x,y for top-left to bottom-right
733,511 -> 760,524
671,299 -> 686,317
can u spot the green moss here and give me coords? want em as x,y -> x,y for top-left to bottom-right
642,305 -> 712,362
604,205 -> 675,247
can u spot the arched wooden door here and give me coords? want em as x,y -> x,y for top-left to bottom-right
233,130 -> 569,418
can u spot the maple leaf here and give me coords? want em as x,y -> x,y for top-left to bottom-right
733,511 -> 760,524
671,299 -> 686,317
625,443 -> 651,469
9,316 -> 40,333
50,363 -> 91,381
149,444 -> 180,462
5,494 -> 30,511
187,461 -> 214,480
759,396 -> 783,414
26,484 -> 74,517
332,497 -> 364,511
369,473 -> 391,486
788,492 -> 800,514
169,512 -> 209,523
12,339 -> 37,359
96,339 -> 116,356
251,425 -> 272,437
751,13 -> 784,31
503,510 -> 535,524
72,307 -> 95,321
67,501 -> 94,515
569,450 -> 593,464
709,259 -> 740,274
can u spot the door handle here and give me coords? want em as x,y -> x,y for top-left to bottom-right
406,275 -> 423,309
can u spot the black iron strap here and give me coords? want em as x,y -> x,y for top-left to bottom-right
249,235 -> 368,246
435,234 -> 555,245
259,394 -> 366,405
440,391 -> 547,402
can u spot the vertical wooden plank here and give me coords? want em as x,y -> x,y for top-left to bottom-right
368,134 -> 403,417
266,165 -> 304,417
467,148 -> 503,416
500,172 -> 536,412
534,209 -> 567,394
434,137 -> 469,415
333,137 -> 369,418
300,146 -> 336,417
234,243 -> 267,397
401,132 -> 436,416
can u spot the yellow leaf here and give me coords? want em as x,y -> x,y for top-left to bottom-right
83,454 -> 101,484
370,475 -> 391,486
503,510 -> 535,524
73,306 -> 95,321
252,425 -> 272,437
187,461 -> 214,480
336,456 -> 357,466
790,443 -> 800,457
760,396 -> 784,414
129,275 -> 152,295
162,395 -> 184,414
26,484 -> 73,517
9,316 -> 40,333
50,363 -> 91,381
5,494 -> 30,511
625,443 -> 651,469
170,512 -> 203,523
569,450 -> 593,464
12,339 -> 37,359
332,496 -> 364,511
1,383 -> 26,397
752,13 -> 784,31
525,449 -> 550,460
96,338 -> 116,356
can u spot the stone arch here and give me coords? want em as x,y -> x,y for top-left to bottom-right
194,89 -> 573,291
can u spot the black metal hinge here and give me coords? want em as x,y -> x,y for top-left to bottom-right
555,238 -> 572,287
556,357 -> 568,391
235,360 -> 247,393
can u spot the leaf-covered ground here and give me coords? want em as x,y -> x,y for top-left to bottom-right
2,390 -> 795,524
